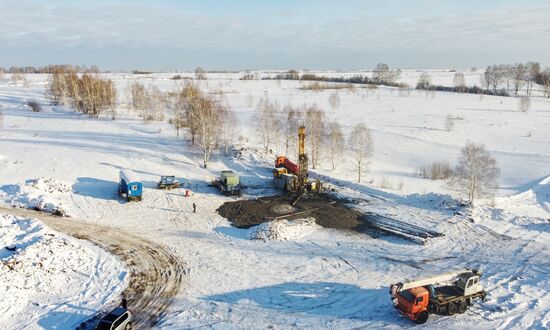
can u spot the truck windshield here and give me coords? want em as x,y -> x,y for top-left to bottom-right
398,290 -> 416,303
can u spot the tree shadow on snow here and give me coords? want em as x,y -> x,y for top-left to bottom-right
204,282 -> 402,322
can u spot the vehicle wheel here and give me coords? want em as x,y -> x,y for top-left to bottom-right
125,322 -> 132,330
447,303 -> 457,316
458,301 -> 468,314
415,311 -> 429,324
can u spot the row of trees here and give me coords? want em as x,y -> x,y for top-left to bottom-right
48,68 -> 116,117
270,63 -> 403,87
2,65 -> 100,74
481,62 -> 550,96
256,98 -> 374,182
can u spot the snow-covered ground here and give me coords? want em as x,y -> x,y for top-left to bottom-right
0,213 -> 126,329
0,72 -> 549,329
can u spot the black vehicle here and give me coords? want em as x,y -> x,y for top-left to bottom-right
95,307 -> 133,330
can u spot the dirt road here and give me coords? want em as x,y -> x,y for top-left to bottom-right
0,206 -> 186,329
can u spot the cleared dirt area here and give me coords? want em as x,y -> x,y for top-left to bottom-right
0,206 -> 186,329
217,192 -> 371,231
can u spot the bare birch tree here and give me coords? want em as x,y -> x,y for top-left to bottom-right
511,63 -> 525,95
542,68 -> 550,98
190,95 -> 224,168
349,123 -> 374,183
445,114 -> 455,131
416,72 -> 432,89
195,67 -> 206,80
256,97 -> 279,152
518,96 -> 531,113
450,142 -> 500,205
453,72 -> 466,93
219,108 -> 238,156
525,62 -> 540,95
282,104 -> 301,157
328,91 -> 340,110
305,105 -> 325,169
328,120 -> 345,170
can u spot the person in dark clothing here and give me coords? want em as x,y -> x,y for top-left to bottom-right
121,297 -> 127,309
192,202 -> 197,213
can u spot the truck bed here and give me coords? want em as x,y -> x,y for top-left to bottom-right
434,286 -> 464,302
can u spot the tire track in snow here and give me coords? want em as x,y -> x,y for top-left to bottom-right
0,206 -> 187,329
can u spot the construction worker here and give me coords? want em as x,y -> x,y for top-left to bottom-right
121,296 -> 127,309
192,202 -> 197,213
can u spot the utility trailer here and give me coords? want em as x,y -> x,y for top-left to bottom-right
390,268 -> 486,324
213,171 -> 242,196
118,170 -> 143,202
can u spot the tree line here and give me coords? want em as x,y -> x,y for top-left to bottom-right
267,63 -> 405,88
48,67 -> 116,118
416,62 -> 550,98
1,64 -> 101,74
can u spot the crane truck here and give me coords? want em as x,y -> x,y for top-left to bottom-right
390,268 -> 486,324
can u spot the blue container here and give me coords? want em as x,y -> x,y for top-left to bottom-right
119,170 -> 143,201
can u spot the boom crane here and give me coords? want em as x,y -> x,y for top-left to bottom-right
390,268 -> 486,324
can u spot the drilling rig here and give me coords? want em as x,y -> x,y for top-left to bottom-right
273,125 -> 321,192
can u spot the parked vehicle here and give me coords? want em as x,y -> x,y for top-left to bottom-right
390,268 -> 486,324
157,175 -> 179,189
214,171 -> 242,196
94,307 -> 132,330
118,170 -> 142,202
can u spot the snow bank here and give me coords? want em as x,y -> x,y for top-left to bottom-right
496,175 -> 550,218
0,178 -> 72,216
0,213 -> 126,329
248,218 -> 319,241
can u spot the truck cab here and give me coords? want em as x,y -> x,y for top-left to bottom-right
393,286 -> 429,322
457,273 -> 482,296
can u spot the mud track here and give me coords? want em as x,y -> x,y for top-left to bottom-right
1,206 -> 186,329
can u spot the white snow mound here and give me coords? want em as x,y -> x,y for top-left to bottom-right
1,178 -> 72,216
248,218 -> 319,241
0,213 -> 126,329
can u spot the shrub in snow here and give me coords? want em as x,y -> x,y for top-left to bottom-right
26,100 -> 42,112
416,161 -> 453,180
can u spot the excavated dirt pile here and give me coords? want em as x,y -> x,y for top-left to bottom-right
217,193 -> 371,231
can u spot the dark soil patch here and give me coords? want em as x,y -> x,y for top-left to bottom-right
217,192 -> 373,232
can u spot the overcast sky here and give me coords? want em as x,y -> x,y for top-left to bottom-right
0,0 -> 549,71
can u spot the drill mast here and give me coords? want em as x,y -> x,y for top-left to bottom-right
298,126 -> 308,190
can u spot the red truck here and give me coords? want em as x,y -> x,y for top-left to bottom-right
275,156 -> 299,175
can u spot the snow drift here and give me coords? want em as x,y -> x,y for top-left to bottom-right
496,175 -> 550,218
0,178 -> 72,216
0,213 -> 126,329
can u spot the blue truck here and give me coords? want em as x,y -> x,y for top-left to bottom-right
118,170 -> 143,202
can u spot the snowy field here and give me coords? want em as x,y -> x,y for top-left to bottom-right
0,71 -> 549,329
